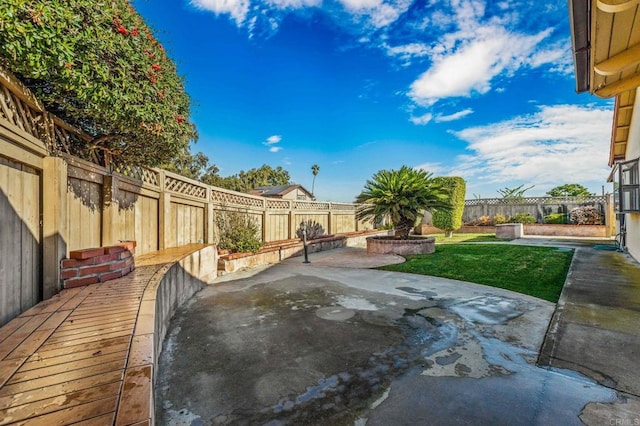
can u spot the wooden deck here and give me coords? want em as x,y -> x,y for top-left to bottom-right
0,245 -> 209,425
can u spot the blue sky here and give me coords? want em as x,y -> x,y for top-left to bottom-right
133,0 -> 614,202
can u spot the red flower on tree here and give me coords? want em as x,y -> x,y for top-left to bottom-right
116,24 -> 128,35
131,28 -> 139,37
175,115 -> 185,123
151,63 -> 161,71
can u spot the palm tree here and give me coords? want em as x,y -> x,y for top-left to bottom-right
356,166 -> 451,239
311,164 -> 320,198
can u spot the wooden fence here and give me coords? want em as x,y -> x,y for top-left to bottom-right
0,65 -> 368,325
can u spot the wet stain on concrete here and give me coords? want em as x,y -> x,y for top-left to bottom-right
156,265 -> 618,426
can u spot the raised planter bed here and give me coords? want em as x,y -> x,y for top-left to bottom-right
417,224 -> 609,238
366,236 -> 435,255
217,230 -> 392,274
523,224 -> 608,238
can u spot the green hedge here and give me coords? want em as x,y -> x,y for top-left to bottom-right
432,176 -> 466,236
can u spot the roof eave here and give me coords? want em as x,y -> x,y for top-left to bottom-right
568,0 -> 591,93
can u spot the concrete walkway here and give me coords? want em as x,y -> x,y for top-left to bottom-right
155,244 -> 640,425
538,245 -> 640,417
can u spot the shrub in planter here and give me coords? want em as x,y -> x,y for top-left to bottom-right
544,213 -> 568,224
296,220 -> 326,240
215,210 -> 262,253
493,214 -> 508,225
509,213 -> 536,224
570,206 -> 603,225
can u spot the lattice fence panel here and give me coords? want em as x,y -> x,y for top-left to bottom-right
293,201 -> 330,210
0,85 -> 56,148
465,196 -> 607,206
211,188 -> 265,208
266,199 -> 291,209
166,176 -> 207,199
114,165 -> 159,186
330,203 -> 357,211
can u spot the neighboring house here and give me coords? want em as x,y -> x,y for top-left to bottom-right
251,184 -> 315,201
568,0 -> 640,262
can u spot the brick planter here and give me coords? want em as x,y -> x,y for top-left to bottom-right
366,236 -> 435,255
60,241 -> 136,288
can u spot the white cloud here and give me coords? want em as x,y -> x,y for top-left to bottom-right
264,135 -> 282,145
410,113 -> 433,125
266,0 -> 320,7
449,104 -> 614,186
384,42 -> 431,66
339,0 -> 382,10
269,146 -> 283,152
415,162 -> 444,175
435,108 -> 474,122
409,27 -> 552,106
337,0 -> 412,28
191,0 -> 250,25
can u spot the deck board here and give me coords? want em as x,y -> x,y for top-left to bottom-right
0,244 -> 208,424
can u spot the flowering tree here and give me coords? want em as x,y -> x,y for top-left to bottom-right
0,1 -> 196,166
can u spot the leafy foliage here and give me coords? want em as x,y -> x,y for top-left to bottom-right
432,176 -> 466,237
492,214 -> 509,225
497,184 -> 535,202
296,220 -> 326,240
0,0 -> 196,166
162,153 -> 291,193
544,213 -> 568,224
509,212 -> 536,224
161,148 -> 220,183
356,166 -> 451,239
311,164 -> 319,198
546,184 -> 593,197
214,210 -> 263,253
570,206 -> 603,225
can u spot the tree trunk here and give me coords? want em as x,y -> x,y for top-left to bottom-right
445,230 -> 453,238
394,217 -> 414,239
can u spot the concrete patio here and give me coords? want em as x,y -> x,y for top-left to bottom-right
156,242 -> 640,425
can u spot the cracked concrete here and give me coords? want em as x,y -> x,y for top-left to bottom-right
155,247 -> 639,425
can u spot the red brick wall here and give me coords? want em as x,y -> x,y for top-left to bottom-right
60,241 -> 136,289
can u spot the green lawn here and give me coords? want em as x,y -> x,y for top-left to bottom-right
425,233 -> 505,244
378,244 -> 574,302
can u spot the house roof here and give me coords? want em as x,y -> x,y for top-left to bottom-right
568,0 -> 640,165
250,184 -> 314,198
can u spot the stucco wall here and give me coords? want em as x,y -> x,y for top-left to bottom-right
624,88 -> 640,262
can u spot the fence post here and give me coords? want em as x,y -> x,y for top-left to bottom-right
158,170 -> 171,249
605,193 -> 615,236
262,205 -> 268,242
101,173 -> 119,247
328,203 -> 335,234
289,201 -> 296,239
205,186 -> 215,244
42,157 -> 68,299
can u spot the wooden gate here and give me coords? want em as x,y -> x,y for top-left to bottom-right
0,156 -> 42,326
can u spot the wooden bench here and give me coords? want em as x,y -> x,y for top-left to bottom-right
0,244 -> 217,425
